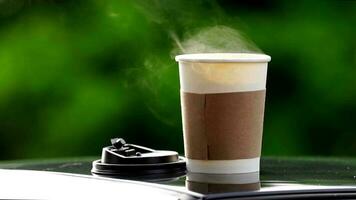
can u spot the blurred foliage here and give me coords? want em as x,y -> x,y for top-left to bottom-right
0,0 -> 355,159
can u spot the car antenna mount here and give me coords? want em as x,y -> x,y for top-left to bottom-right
91,137 -> 186,181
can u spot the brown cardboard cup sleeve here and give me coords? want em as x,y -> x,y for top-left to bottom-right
181,90 -> 266,160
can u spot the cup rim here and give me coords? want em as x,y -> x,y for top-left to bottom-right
175,53 -> 271,63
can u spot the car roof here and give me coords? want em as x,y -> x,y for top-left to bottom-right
2,157 -> 356,199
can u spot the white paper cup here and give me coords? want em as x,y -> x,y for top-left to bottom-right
175,53 -> 271,174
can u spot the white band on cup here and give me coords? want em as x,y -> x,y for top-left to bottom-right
175,53 -> 271,63
178,61 -> 268,94
186,157 -> 260,174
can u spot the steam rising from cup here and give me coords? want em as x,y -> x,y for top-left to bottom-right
172,25 -> 262,55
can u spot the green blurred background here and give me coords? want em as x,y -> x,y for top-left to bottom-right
0,0 -> 355,160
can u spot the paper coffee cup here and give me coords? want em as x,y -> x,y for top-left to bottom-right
175,53 -> 271,174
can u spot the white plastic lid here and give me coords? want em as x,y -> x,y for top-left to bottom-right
175,53 -> 271,63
